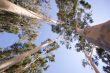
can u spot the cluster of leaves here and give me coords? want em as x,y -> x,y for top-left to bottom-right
76,38 -> 110,73
0,11 -> 20,34
0,0 -> 40,70
0,38 -> 59,73
54,0 -> 107,72
75,37 -> 98,67
23,39 -> 59,73
0,0 -> 40,39
0,42 -> 36,72
52,0 -> 93,49
96,48 -> 110,73
0,0 -> 57,73
54,1 -> 95,69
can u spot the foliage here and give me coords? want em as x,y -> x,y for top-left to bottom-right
54,0 -> 102,72
96,48 -> 110,73
0,0 -> 56,73
0,39 -> 59,73
0,0 -> 108,73
0,0 -> 40,40
53,0 -> 93,49
82,59 -> 90,68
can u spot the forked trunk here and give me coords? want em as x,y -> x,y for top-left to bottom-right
83,50 -> 100,73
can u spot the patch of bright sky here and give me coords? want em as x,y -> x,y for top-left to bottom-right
0,32 -> 19,48
88,0 -> 110,25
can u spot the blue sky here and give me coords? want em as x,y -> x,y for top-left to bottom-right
88,0 -> 110,25
45,0 -> 110,73
0,32 -> 19,48
0,0 -> 110,73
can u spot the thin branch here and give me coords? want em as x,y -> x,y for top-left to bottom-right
89,48 -> 94,58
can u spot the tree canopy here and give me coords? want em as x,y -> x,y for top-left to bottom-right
0,0 -> 58,73
0,0 -> 109,73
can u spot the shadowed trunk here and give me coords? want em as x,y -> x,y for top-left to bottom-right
76,20 -> 110,52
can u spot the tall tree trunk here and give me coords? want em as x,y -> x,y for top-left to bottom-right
0,41 -> 54,72
76,20 -> 110,52
83,50 -> 100,73
0,0 -> 59,24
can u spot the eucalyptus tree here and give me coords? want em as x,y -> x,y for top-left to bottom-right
54,0 -> 110,73
0,0 -> 59,24
0,39 -> 59,73
53,0 -> 101,73
0,0 -> 41,41
75,21 -> 110,72
0,0 -> 110,73
0,0 -> 58,73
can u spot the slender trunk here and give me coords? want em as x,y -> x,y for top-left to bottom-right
0,0 -> 59,24
76,20 -> 110,52
83,50 -> 100,73
22,57 -> 39,72
0,41 -> 54,72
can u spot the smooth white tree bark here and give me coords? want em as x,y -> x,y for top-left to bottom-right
0,0 -> 59,24
0,41 -> 54,72
83,50 -> 100,73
